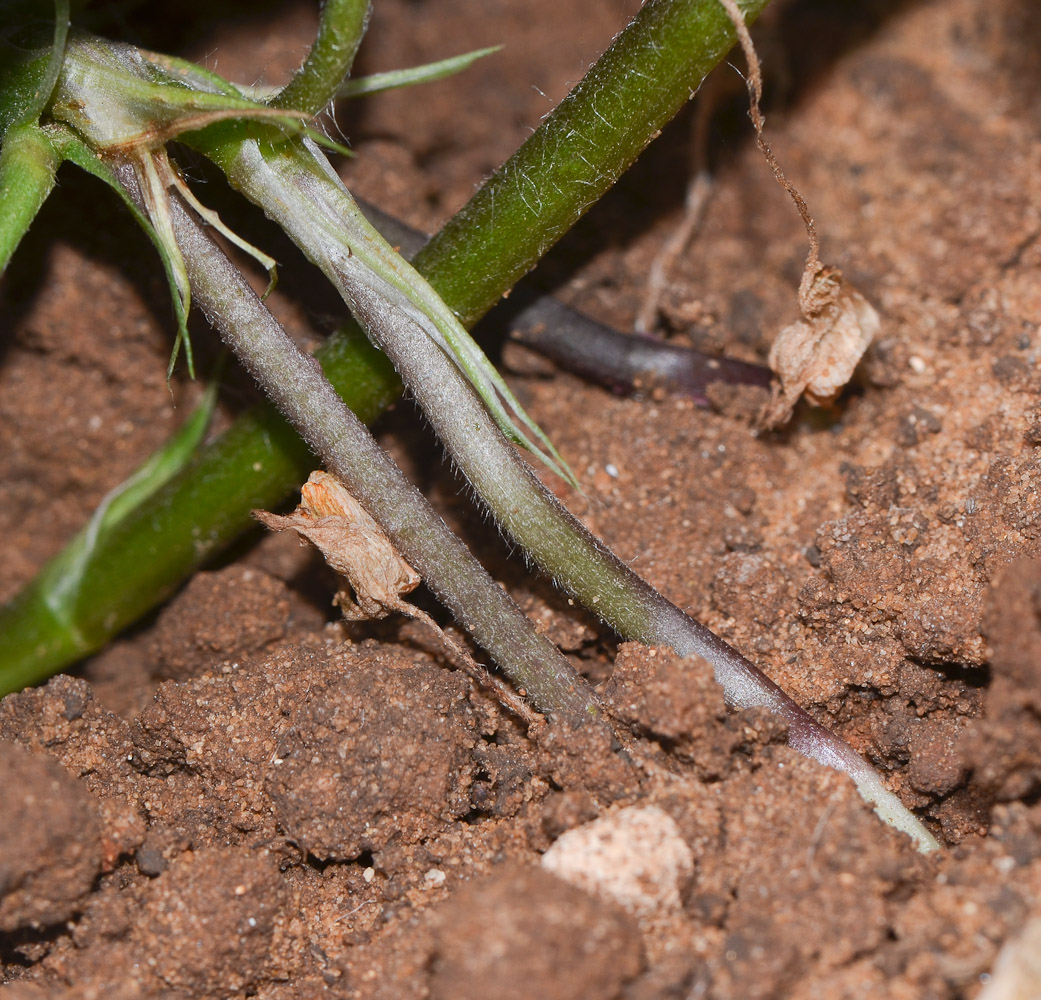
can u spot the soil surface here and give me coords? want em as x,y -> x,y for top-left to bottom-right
3,0 -> 1041,997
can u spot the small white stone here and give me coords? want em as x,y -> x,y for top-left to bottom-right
423,868 -> 446,887
541,805 -> 694,918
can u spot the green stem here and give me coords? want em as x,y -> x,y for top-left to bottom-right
269,0 -> 370,115
411,0 -> 770,327
0,320 -> 398,695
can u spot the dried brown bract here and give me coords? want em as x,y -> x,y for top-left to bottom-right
255,471 -> 539,722
760,264 -> 880,428
254,469 -> 421,621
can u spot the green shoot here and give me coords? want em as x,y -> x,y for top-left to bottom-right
268,0 -> 370,115
335,46 -> 502,99
0,122 -> 59,274
38,379 -> 219,645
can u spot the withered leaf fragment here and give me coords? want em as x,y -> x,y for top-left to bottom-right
254,472 -> 540,722
254,469 -> 421,621
760,264 -> 880,428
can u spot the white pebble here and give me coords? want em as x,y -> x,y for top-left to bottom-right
541,805 -> 694,918
423,868 -> 446,887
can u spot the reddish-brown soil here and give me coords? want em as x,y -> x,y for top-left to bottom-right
3,0 -> 1041,996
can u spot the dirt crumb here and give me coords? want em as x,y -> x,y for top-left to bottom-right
61,847 -> 287,997
150,565 -> 292,680
428,864 -> 644,1000
695,748 -> 927,1000
0,741 -> 102,931
133,643 -> 478,858
266,654 -> 477,859
602,643 -> 786,780
536,713 -> 635,805
800,504 -> 987,668
907,716 -> 968,797
961,558 -> 1041,806
0,675 -> 146,868
137,847 -> 286,995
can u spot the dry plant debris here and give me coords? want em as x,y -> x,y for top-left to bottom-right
715,0 -> 878,428
254,469 -> 423,622
254,471 -> 537,721
761,264 -> 880,426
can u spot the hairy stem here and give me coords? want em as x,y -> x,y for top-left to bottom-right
155,181 -> 596,725
269,0 -> 370,115
410,0 -> 771,327
229,137 -> 939,853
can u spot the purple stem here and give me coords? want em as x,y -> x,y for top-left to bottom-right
356,198 -> 772,404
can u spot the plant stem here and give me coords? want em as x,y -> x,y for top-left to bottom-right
1,0 -> 768,689
410,0 -> 771,327
0,322 -> 399,696
234,139 -> 938,853
156,183 -> 596,725
0,4 -> 939,848
357,197 -> 773,403
511,312 -> 773,403
269,0 -> 370,116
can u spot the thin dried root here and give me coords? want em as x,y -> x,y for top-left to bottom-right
715,0 -> 878,428
635,83 -> 717,334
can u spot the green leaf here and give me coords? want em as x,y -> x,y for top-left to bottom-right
0,122 -> 59,274
50,128 -> 194,376
336,45 -> 501,99
36,376 -> 219,644
0,0 -> 70,136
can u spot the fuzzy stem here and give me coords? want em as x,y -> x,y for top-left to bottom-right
155,183 -> 596,725
354,245 -> 940,853
410,0 -> 771,327
227,137 -> 939,853
269,0 -> 370,115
